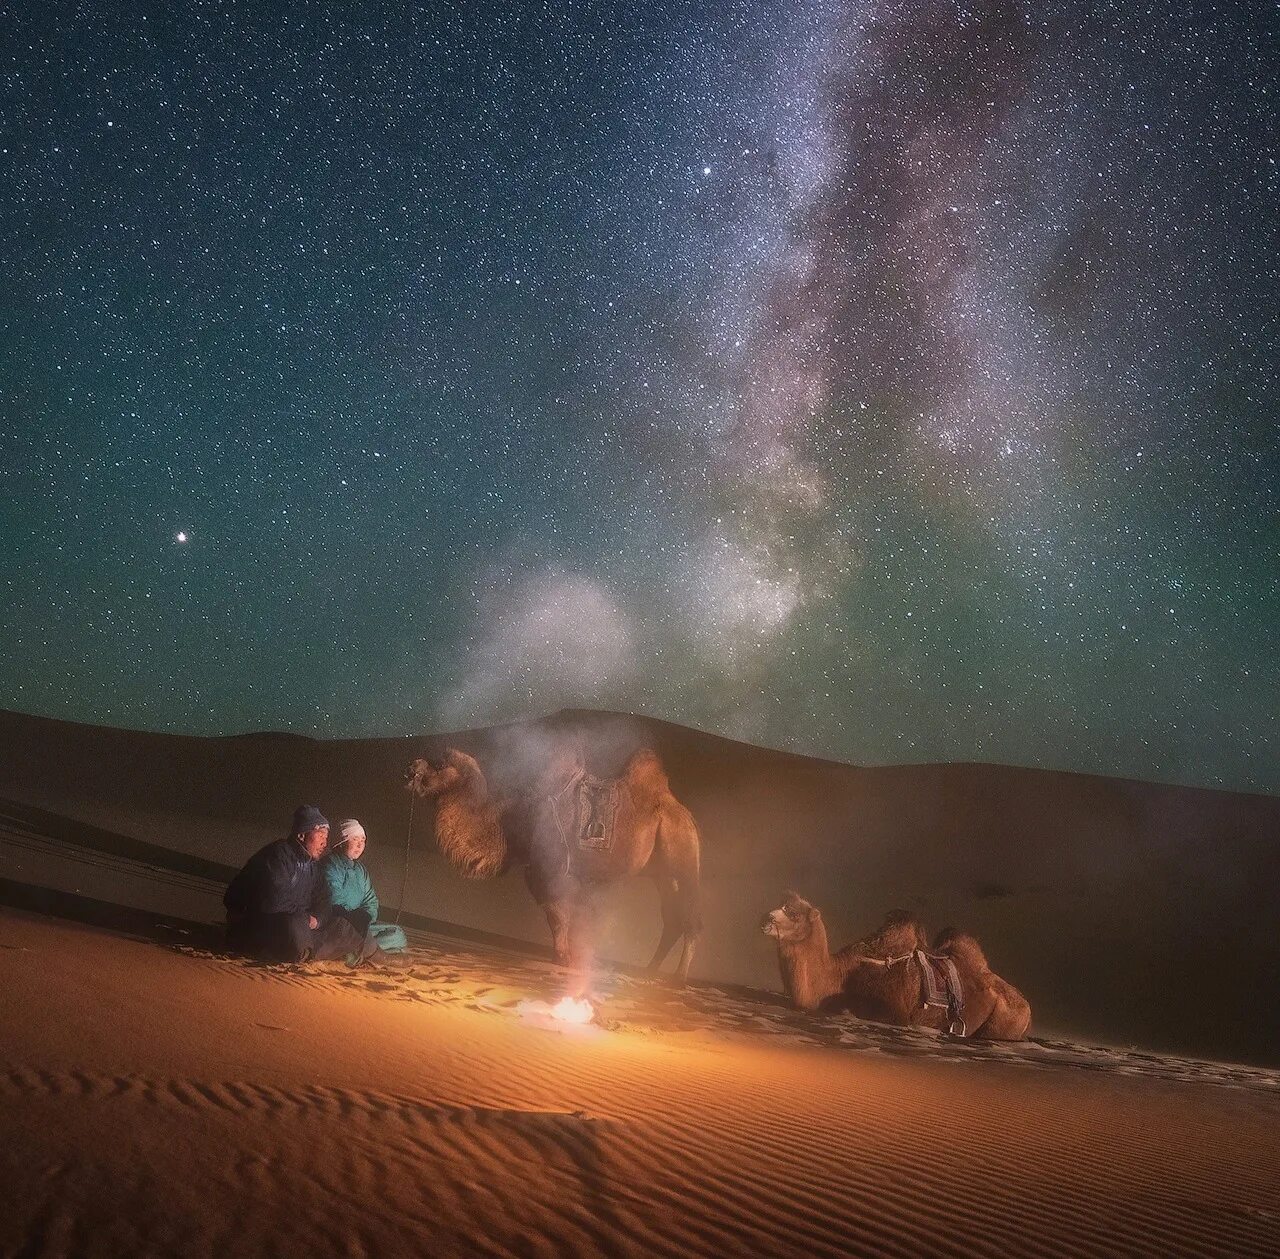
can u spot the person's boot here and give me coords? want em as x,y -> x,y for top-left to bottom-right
366,945 -> 412,970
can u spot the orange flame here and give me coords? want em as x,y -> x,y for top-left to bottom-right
550,996 -> 594,1024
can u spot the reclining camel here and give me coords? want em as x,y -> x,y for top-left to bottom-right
762,890 -> 1030,1040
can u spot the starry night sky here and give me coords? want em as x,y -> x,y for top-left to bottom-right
2,1 -> 1276,792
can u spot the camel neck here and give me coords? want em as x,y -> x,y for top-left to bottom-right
778,923 -> 838,1010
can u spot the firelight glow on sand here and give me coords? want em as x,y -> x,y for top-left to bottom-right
515,996 -> 597,1030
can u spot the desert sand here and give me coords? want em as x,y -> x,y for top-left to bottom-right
2,706 -> 1280,1256
2,908 -> 1279,1258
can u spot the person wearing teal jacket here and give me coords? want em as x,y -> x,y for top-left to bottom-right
321,819 -> 409,954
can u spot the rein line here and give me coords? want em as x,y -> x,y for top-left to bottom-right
547,769 -> 586,877
860,948 -> 953,968
547,791 -> 573,875
393,790 -> 414,928
860,950 -> 916,968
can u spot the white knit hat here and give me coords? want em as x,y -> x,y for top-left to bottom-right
337,818 -> 366,845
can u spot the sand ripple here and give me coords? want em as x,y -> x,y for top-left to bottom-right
4,914 -> 1279,1258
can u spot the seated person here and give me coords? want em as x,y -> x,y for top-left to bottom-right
321,819 -> 409,954
224,805 -> 381,964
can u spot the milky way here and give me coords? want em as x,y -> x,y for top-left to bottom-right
1,1 -> 1275,791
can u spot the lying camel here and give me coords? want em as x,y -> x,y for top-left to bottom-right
761,891 -> 1031,1040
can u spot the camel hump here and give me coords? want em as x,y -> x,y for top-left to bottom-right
623,747 -> 669,797
932,928 -> 991,973
444,747 -> 488,778
883,909 -> 928,947
857,908 -> 926,955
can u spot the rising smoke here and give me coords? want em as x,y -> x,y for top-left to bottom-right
440,572 -> 636,728
445,1 -> 1043,732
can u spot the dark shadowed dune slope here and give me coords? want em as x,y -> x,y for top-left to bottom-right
1,706 -> 1277,1065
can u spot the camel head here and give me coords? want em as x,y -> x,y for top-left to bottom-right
406,748 -> 507,880
406,748 -> 478,798
761,890 -> 820,943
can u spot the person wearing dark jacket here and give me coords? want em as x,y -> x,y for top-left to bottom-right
224,805 -> 378,963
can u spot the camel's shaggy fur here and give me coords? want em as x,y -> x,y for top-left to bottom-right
762,891 -> 1031,1040
407,749 -> 509,880
408,743 -> 702,986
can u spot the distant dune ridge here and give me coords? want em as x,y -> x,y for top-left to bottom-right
0,705 -> 1277,1065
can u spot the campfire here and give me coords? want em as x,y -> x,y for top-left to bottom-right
515,994 -> 598,1030
549,996 -> 594,1024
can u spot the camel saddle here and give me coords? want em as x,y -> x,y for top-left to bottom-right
915,949 -> 966,1036
550,771 -> 626,857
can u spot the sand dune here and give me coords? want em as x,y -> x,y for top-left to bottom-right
3,909 -> 1278,1259
1,705 -> 1277,1064
3,721 -> 1279,1257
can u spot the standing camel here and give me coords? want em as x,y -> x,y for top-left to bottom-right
762,890 -> 1031,1040
406,744 -> 703,986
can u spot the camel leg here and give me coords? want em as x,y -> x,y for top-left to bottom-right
674,934 -> 697,986
972,986 -> 1031,1040
543,901 -> 572,968
663,834 -> 702,988
646,874 -> 683,975
525,863 -> 574,968
671,886 -> 702,986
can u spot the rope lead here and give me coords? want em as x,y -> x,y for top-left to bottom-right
393,790 -> 414,928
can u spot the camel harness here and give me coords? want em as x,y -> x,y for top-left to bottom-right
547,770 -> 628,874
866,949 -> 967,1036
